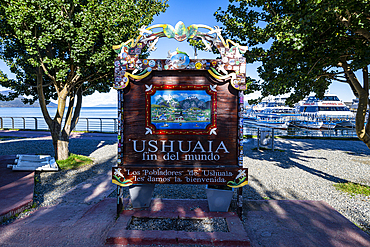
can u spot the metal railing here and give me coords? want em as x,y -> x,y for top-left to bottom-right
0,117 -> 118,133
244,126 -> 357,138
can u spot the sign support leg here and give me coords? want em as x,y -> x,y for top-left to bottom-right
117,185 -> 123,215
237,187 -> 243,218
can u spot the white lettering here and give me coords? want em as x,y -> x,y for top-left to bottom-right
179,141 -> 192,152
131,140 -> 230,156
133,140 -> 145,152
161,140 -> 174,152
215,141 -> 229,153
148,140 -> 158,152
208,141 -> 213,152
192,141 -> 206,153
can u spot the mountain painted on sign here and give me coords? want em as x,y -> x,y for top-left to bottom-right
150,90 -> 211,126
154,96 -> 211,110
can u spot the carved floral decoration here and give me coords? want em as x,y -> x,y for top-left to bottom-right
113,21 -> 249,91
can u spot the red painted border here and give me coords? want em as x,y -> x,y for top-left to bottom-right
145,85 -> 217,135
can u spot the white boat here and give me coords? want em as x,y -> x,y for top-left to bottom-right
321,121 -> 336,129
252,95 -> 297,113
244,117 -> 289,129
335,120 -> 356,129
295,93 -> 355,129
296,93 -> 354,119
245,95 -> 297,129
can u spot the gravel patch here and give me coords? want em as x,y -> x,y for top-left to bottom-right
33,139 -> 117,208
243,137 -> 370,234
127,217 -> 228,232
1,136 -> 369,236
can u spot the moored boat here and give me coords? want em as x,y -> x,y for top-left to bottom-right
321,121 -> 336,129
288,120 -> 323,129
296,93 -> 354,119
244,118 -> 289,129
295,93 -> 354,129
335,120 -> 355,129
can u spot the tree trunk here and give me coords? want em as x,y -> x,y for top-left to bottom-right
36,63 -> 84,160
49,114 -> 70,160
36,66 -> 73,160
51,88 -> 83,160
53,138 -> 70,161
340,61 -> 370,148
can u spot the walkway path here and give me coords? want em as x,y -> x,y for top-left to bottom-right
0,170 -> 116,246
0,156 -> 34,220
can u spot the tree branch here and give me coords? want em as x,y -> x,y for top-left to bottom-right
332,77 -> 348,83
339,59 -> 364,94
63,91 -> 75,135
316,71 -> 344,80
54,87 -> 68,126
36,67 -> 52,127
307,58 -> 321,75
73,72 -> 111,88
364,66 -> 369,93
23,82 -> 52,88
36,46 -> 57,92
70,87 -> 82,131
264,1 -> 277,17
336,13 -> 370,42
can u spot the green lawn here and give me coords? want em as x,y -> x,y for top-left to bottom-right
56,153 -> 93,170
334,182 -> 370,196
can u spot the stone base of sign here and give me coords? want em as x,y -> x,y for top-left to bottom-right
106,198 -> 250,246
128,184 -> 155,208
206,186 -> 234,212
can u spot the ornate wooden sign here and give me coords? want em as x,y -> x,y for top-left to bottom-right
113,21 -> 247,189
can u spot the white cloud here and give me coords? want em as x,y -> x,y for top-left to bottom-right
243,91 -> 261,103
82,89 -> 117,107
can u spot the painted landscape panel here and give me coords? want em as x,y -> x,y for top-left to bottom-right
150,90 -> 211,130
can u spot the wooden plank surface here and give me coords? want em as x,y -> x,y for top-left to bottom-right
121,71 -> 238,168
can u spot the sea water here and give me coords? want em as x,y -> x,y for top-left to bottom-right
0,107 -> 118,132
0,107 -> 117,118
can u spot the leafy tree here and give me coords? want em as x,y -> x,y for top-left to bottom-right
0,0 -> 168,159
215,0 -> 370,147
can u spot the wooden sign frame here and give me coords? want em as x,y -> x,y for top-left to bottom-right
112,22 -> 248,216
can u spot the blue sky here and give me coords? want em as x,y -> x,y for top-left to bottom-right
0,0 -> 357,106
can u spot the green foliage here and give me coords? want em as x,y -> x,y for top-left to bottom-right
0,0 -> 168,103
56,153 -> 93,170
334,182 -> 370,196
215,0 -> 370,105
0,0 -> 168,159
